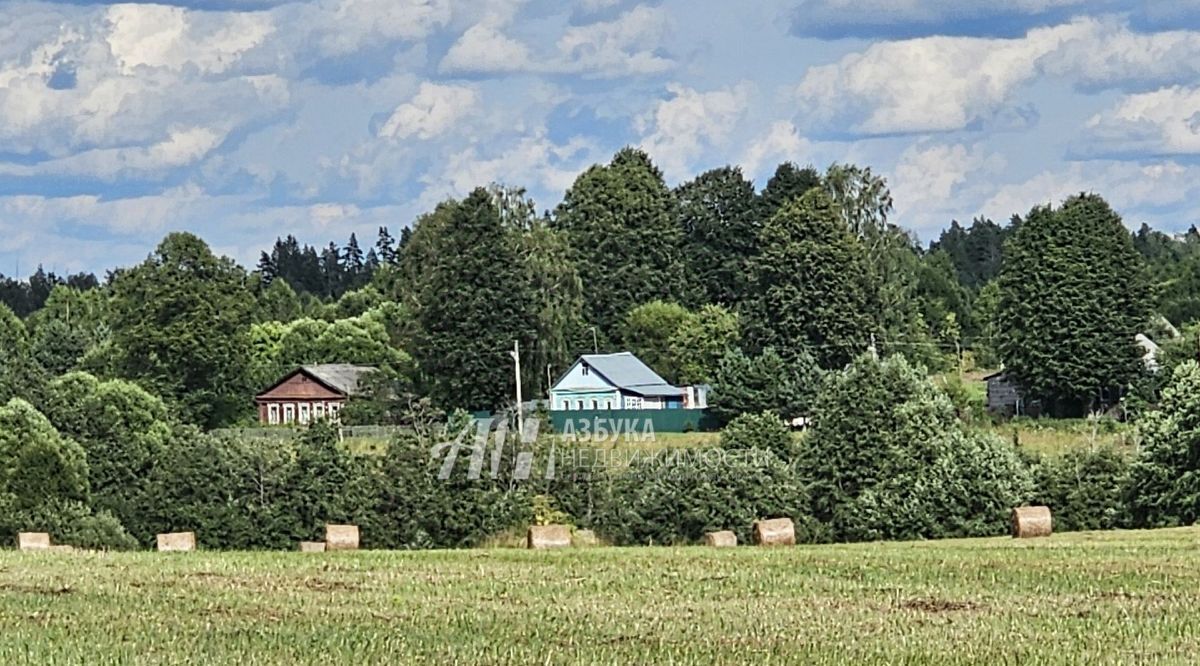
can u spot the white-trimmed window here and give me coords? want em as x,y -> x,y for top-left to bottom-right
299,403 -> 311,425
590,399 -> 598,409
315,403 -> 326,421
582,365 -> 590,376
268,404 -> 280,425
329,402 -> 341,423
604,400 -> 614,410
576,400 -> 584,410
283,404 -> 296,424
625,396 -> 643,410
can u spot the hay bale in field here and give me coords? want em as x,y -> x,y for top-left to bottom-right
299,541 -> 327,553
703,530 -> 738,547
325,524 -> 360,551
156,532 -> 196,552
752,518 -> 795,546
1011,506 -> 1052,538
572,529 -> 599,547
527,525 -> 571,550
17,532 -> 50,552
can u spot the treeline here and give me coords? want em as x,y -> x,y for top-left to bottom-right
0,147 -> 1196,428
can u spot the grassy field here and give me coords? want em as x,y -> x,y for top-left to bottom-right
4,528 -> 1200,664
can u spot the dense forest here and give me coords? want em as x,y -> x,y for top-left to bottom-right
4,147 -> 1200,550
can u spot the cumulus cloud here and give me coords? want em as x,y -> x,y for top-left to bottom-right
0,126 -> 226,181
891,142 -> 1005,232
105,3 -> 273,74
439,23 -> 533,74
738,121 -> 814,181
438,5 -> 674,77
378,83 -> 479,140
300,0 -> 451,56
981,160 -> 1200,221
789,0 -> 1091,39
1081,86 -> 1200,156
796,17 -> 1200,136
637,82 -> 753,181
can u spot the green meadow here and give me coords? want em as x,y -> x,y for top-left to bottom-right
4,527 -> 1200,664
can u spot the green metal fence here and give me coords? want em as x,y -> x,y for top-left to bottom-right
549,409 -> 719,434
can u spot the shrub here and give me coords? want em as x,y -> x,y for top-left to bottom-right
800,354 -> 1033,542
599,448 -> 811,546
0,497 -> 138,551
1128,361 -> 1200,527
719,411 -> 795,460
1033,448 -> 1130,532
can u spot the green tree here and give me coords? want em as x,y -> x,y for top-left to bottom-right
0,398 -> 89,511
619,301 -> 691,381
799,354 -> 1032,541
677,166 -> 757,307
708,347 -> 818,423
108,233 -> 255,428
1128,362 -> 1200,527
744,189 -> 878,369
553,148 -> 686,337
997,195 -> 1151,416
413,189 -> 537,410
0,303 -> 43,404
756,162 -> 821,218
668,304 -> 740,385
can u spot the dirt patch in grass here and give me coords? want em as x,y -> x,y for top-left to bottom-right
897,597 -> 981,613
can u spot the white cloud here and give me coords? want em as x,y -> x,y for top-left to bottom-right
891,142 -> 1005,232
378,82 -> 479,140
981,160 -> 1200,221
739,121 -> 814,181
637,82 -> 752,181
440,24 -> 532,74
796,17 -> 1200,136
796,22 -> 1084,134
1083,86 -> 1200,155
439,6 -> 674,77
105,4 -> 273,74
557,6 -> 673,76
0,126 -> 225,180
304,0 -> 451,56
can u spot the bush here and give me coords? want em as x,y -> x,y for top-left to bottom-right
1033,448 -> 1130,532
0,497 -> 138,551
719,411 -> 795,460
800,354 -> 1033,542
1128,361 -> 1200,527
599,448 -> 811,546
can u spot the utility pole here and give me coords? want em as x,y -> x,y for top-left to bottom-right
510,341 -> 524,439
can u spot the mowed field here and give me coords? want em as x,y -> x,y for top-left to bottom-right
3,529 -> 1200,664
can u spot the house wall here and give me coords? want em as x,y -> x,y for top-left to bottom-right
257,398 -> 346,425
550,389 -> 620,411
986,375 -> 1022,415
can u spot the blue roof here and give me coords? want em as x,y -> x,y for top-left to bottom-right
580,353 -> 683,397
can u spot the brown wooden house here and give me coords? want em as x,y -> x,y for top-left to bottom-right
254,364 -> 375,425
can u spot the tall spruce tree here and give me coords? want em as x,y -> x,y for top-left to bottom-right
413,189 -> 537,411
756,162 -> 822,219
676,166 -> 757,308
553,148 -> 686,338
997,194 -> 1150,416
744,189 -> 878,370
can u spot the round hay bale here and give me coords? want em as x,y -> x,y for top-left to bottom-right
1011,506 -> 1052,538
325,524 -> 360,551
752,518 -> 795,546
703,531 -> 737,547
527,525 -> 571,550
571,529 -> 599,547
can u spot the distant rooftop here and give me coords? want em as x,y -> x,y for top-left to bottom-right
578,352 -> 683,397
303,364 -> 376,396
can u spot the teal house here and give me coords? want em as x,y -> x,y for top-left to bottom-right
548,352 -> 707,411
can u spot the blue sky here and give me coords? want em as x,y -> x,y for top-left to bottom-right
2,0 -> 1200,276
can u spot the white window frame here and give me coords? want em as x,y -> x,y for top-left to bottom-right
625,396 -> 643,410
268,404 -> 280,425
329,402 -> 342,423
283,404 -> 296,424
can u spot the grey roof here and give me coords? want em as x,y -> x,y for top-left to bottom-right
580,353 -> 683,397
303,364 -> 376,396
